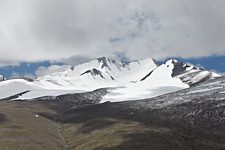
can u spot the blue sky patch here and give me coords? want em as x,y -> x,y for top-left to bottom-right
0,61 -> 63,78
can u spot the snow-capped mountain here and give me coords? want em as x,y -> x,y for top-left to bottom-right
102,59 -> 220,102
167,59 -> 220,85
36,57 -> 158,90
0,57 -> 220,100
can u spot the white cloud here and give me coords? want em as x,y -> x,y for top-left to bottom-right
10,72 -> 35,79
35,65 -> 70,77
0,0 -> 225,66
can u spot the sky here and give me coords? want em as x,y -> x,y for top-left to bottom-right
0,0 -> 225,78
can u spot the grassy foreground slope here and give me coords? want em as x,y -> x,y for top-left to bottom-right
0,101 -> 65,150
59,101 -> 225,150
1,100 -> 224,150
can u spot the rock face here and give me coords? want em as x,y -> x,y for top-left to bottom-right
81,68 -> 105,79
0,75 -> 4,82
141,59 -> 220,86
168,59 -> 220,86
55,88 -> 108,106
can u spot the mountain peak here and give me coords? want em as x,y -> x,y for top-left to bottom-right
81,68 -> 104,78
97,56 -> 107,63
97,56 -> 127,63
165,59 -> 178,65
96,56 -> 116,70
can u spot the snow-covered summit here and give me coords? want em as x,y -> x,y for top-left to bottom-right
36,57 -> 158,90
101,58 -> 221,102
162,59 -> 220,85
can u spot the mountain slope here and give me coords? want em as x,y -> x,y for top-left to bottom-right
58,75 -> 225,150
1,76 -> 224,150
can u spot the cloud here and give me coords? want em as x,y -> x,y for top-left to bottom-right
10,72 -> 35,79
0,0 -> 225,66
59,55 -> 91,66
35,65 -> 70,77
0,61 -> 20,67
